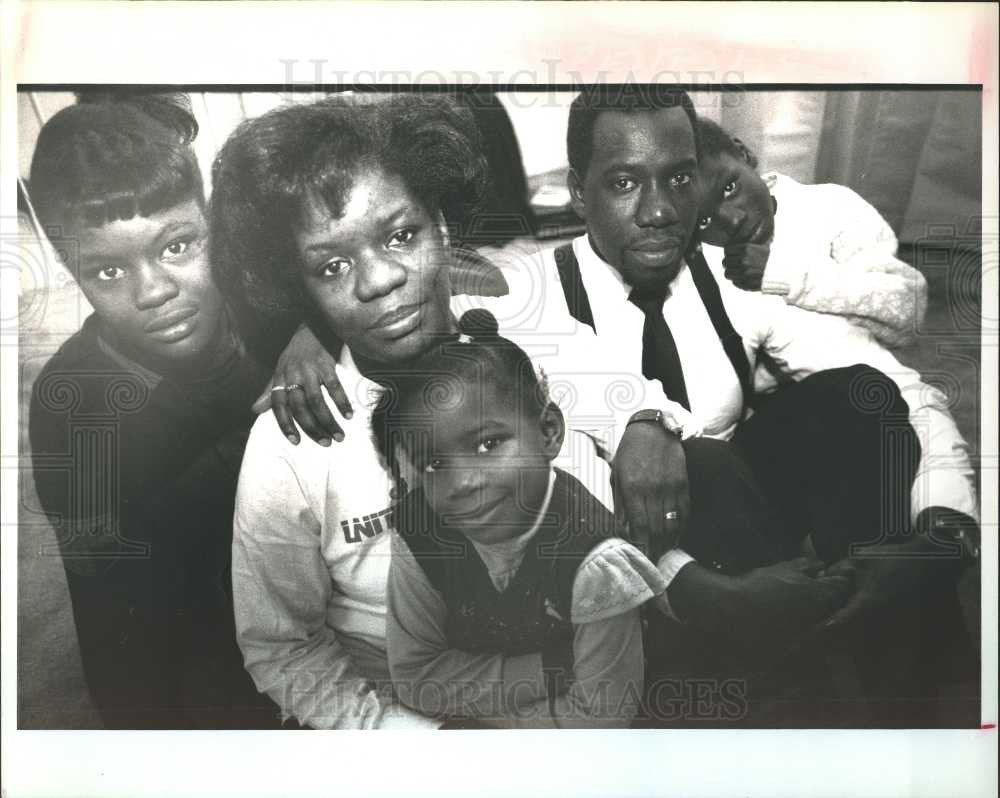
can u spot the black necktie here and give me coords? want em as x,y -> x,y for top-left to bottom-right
628,288 -> 690,410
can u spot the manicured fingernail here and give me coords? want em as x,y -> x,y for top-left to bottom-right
288,434 -> 300,445
344,410 -> 354,419
333,432 -> 345,443
319,438 -> 332,447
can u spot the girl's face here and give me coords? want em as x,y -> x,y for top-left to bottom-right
70,197 -> 225,371
405,375 -> 562,546
294,170 -> 454,369
696,151 -> 775,247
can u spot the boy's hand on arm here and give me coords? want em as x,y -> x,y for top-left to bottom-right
722,242 -> 770,291
722,217 -> 772,291
252,322 -> 351,446
612,420 -> 689,559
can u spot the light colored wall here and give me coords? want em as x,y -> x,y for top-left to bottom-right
17,88 -> 983,294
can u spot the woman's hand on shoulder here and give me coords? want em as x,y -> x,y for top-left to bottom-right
252,323 -> 352,446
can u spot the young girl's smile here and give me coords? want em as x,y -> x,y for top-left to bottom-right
404,374 -> 563,546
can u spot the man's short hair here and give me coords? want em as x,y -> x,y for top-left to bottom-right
566,86 -> 701,177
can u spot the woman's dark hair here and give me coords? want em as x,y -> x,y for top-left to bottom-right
28,91 -> 203,232
370,309 -> 548,485
209,93 -> 489,348
566,86 -> 700,177
696,117 -> 759,169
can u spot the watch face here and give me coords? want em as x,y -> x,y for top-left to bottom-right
628,409 -> 666,430
930,524 -> 979,561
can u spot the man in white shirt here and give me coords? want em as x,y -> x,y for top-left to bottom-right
555,86 -> 979,724
250,89 -> 978,725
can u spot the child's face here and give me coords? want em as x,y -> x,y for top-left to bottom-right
696,151 -> 775,247
405,375 -> 562,546
294,169 -> 454,369
68,197 -> 225,370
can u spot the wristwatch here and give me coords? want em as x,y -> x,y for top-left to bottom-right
917,506 -> 980,563
627,408 -> 696,438
627,409 -> 666,428
932,519 -> 981,562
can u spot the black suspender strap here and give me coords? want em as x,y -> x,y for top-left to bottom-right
685,247 -> 754,409
553,243 -> 596,333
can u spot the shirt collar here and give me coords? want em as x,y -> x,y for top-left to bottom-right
468,466 -> 558,560
574,233 -> 692,301
521,466 -> 558,541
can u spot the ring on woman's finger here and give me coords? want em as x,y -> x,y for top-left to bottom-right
664,510 -> 679,520
285,383 -> 304,392
271,385 -> 287,393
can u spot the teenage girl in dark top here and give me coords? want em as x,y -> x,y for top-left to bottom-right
27,93 -> 278,728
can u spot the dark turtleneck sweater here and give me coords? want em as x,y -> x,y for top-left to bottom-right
28,310 -> 278,728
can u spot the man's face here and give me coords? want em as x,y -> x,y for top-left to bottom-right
69,198 -> 225,371
696,151 -> 775,247
570,107 -> 700,293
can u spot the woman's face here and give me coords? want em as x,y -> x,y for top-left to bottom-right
294,170 -> 454,368
70,197 -> 225,371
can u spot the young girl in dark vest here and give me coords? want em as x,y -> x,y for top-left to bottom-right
27,93 -> 279,728
375,310 -> 666,728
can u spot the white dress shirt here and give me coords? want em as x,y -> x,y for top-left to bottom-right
557,233 -> 977,524
234,237 -> 978,720
453,234 -> 977,598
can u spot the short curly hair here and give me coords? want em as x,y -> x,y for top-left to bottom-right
567,86 -> 700,177
696,117 -> 759,170
29,92 -> 202,232
209,93 -> 489,347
